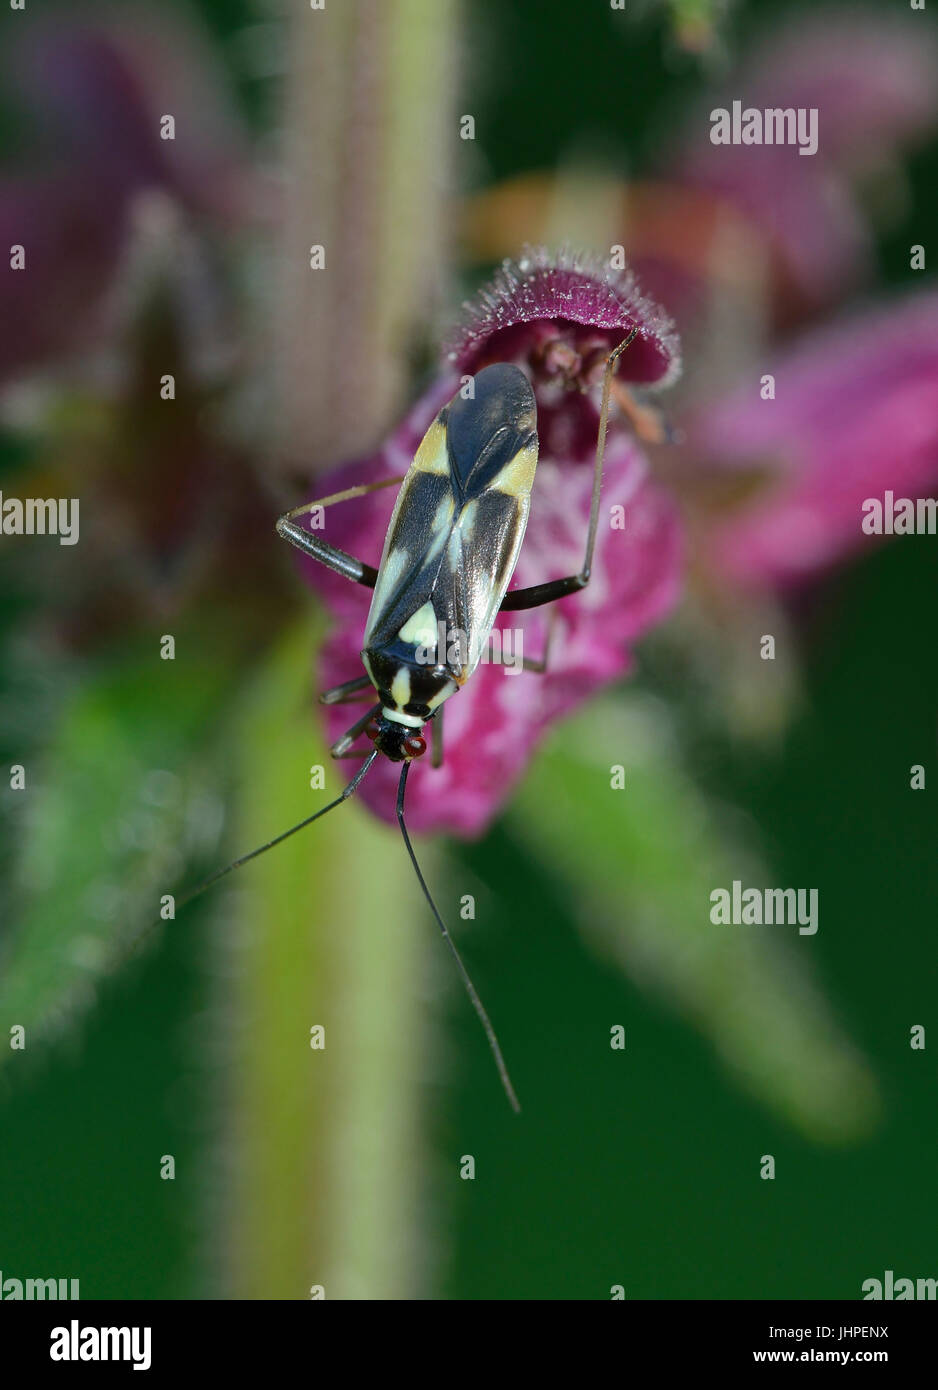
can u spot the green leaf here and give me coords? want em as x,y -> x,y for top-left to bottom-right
0,639 -> 233,1055
510,695 -> 880,1143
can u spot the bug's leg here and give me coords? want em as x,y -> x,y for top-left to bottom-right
609,379 -> 674,445
431,706 -> 444,769
499,329 -> 638,614
490,608 -> 557,673
318,674 -> 375,705
330,702 -> 382,758
276,475 -> 406,590
518,608 -> 557,673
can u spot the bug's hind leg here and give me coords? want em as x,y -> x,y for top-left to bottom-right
499,328 -> 638,614
319,674 -> 375,705
276,475 -> 405,590
516,608 -> 557,673
330,703 -> 381,758
490,608 -> 557,673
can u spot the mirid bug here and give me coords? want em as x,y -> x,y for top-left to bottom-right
176,327 -> 639,1112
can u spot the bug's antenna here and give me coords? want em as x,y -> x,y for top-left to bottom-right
170,750 -> 379,919
396,761 -> 521,1114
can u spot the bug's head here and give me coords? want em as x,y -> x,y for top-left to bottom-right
365,714 -> 427,762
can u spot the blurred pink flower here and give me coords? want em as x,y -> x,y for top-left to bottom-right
639,10 -> 938,606
688,292 -> 938,589
299,251 -> 683,834
0,10 -> 252,380
672,9 -> 938,312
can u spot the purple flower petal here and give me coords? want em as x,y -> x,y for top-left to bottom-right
690,292 -> 938,587
0,177 -> 126,377
0,11 -> 251,380
444,246 -> 681,388
14,15 -> 248,219
674,10 -> 938,305
732,11 -> 938,165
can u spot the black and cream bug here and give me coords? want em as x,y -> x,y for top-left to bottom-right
178,330 -> 638,1111
358,361 -> 538,759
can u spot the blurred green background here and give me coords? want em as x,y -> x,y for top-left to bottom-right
0,0 -> 936,1299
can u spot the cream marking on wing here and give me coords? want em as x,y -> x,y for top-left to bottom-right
364,544 -> 410,641
398,600 -> 438,651
447,527 -> 464,570
411,417 -> 450,475
447,498 -> 478,573
457,499 -> 479,533
432,493 -> 456,531
490,443 -> 539,497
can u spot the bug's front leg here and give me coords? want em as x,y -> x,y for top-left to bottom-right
318,674 -> 376,705
499,328 -> 638,614
276,476 -> 406,589
330,703 -> 382,758
499,575 -> 586,612
431,705 -> 444,769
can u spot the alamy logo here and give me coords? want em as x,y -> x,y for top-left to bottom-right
1,1269 -> 79,1299
50,1320 -> 151,1371
710,101 -> 818,156
0,493 -> 79,545
710,881 -> 818,935
412,619 -> 525,674
862,1270 -> 937,1300
862,492 -> 937,535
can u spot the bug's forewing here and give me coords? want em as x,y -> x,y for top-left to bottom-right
364,364 -> 538,682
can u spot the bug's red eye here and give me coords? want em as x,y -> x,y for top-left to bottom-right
365,717 -> 381,741
404,735 -> 427,759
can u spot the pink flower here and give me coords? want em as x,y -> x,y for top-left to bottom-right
444,247 -> 680,389
688,292 -> 938,588
673,10 -> 938,311
0,11 -> 251,381
298,250 -> 683,834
